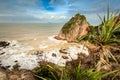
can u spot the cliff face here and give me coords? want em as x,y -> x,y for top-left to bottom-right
56,13 -> 89,42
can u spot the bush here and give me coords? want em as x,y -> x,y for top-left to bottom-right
34,63 -> 118,80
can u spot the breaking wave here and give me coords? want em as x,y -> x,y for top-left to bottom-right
0,36 -> 89,70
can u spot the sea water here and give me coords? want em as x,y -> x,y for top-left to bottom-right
0,23 -> 63,41
0,23 -> 89,70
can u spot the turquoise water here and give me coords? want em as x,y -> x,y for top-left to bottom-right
0,23 -> 63,40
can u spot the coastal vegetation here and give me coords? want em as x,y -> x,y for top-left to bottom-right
0,1 -> 119,80
34,3 -> 120,80
62,13 -> 86,34
34,63 -> 119,80
77,4 -> 120,71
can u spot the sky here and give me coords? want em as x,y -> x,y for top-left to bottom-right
0,0 -> 120,25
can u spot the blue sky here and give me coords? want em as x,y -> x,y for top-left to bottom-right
0,0 -> 120,25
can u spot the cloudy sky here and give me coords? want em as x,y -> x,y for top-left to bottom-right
0,0 -> 120,25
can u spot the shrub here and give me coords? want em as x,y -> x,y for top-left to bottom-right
34,63 -> 118,80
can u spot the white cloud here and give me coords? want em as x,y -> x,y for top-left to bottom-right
27,9 -> 69,23
0,0 -> 119,23
0,14 -> 15,17
50,15 -> 67,20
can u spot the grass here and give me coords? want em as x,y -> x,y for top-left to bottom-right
34,64 -> 60,80
78,3 -> 120,46
34,9 -> 120,78
34,63 -> 119,80
34,1 -> 120,80
77,1 -> 120,71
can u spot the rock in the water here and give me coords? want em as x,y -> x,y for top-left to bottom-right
56,13 -> 89,42
0,41 -> 10,48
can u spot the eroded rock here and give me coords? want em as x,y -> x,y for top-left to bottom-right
56,13 -> 89,42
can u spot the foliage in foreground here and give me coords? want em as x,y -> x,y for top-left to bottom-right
34,63 -> 119,80
77,2 -> 120,71
78,2 -> 120,46
78,14 -> 120,46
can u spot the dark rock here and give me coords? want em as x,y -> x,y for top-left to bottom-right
0,41 -> 10,48
35,51 -> 44,56
59,49 -> 67,54
0,52 -> 5,55
62,56 -> 69,59
14,60 -> 18,63
52,53 -> 56,57
13,64 -> 20,70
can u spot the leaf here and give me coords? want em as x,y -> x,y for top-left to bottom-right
34,74 -> 47,80
96,70 -> 119,79
61,70 -> 68,80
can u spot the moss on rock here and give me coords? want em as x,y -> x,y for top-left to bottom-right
61,13 -> 86,34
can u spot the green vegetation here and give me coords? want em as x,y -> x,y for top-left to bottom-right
34,63 -> 119,80
34,64 -> 60,80
62,13 -> 86,34
77,2 -> 120,71
34,2 -> 120,80
78,6 -> 120,46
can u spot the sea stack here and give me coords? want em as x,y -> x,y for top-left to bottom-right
56,13 -> 89,42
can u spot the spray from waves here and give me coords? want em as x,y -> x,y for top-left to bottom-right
0,36 -> 89,70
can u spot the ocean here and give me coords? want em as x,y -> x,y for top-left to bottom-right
0,23 -> 89,70
0,23 -> 63,41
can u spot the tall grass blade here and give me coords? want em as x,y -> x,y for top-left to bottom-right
34,74 -> 47,80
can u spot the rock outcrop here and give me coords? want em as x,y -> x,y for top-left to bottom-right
56,13 -> 89,42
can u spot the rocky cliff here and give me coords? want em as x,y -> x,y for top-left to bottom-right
56,13 -> 89,42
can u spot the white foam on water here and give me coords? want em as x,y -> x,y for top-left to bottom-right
39,42 -> 48,49
1,53 -> 39,70
43,49 -> 62,64
48,35 -> 67,43
38,44 -> 89,66
0,38 -> 89,70
0,40 -> 36,70
39,35 -> 67,49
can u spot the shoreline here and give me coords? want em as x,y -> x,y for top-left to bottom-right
0,36 -> 89,70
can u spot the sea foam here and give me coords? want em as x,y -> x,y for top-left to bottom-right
0,37 -> 89,70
